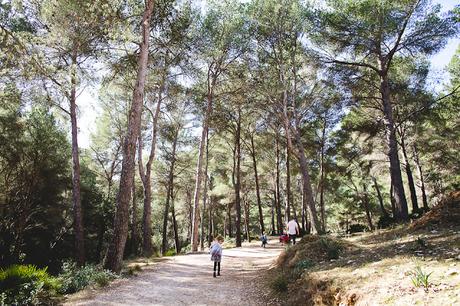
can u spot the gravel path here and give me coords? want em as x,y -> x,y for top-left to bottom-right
65,241 -> 284,306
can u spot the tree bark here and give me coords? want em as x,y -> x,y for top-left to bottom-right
400,132 -> 419,213
413,144 -> 429,211
200,130 -> 209,251
275,135 -> 283,234
191,71 -> 216,252
70,48 -> 85,266
271,193 -> 276,235
380,73 -> 408,221
244,199 -> 250,242
362,184 -> 374,231
161,129 -> 178,255
319,115 -> 327,232
131,170 -> 138,255
234,108 -> 242,247
372,176 -> 388,218
138,69 -> 165,256
171,188 -> 180,254
104,0 -> 154,272
250,133 -> 264,234
285,141 -> 291,223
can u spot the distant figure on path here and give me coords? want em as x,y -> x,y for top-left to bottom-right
287,218 -> 299,245
260,232 -> 268,248
210,235 -> 224,277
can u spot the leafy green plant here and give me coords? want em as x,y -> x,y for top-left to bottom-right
318,238 -> 342,259
58,261 -> 117,294
270,274 -> 288,292
0,265 -> 60,305
164,249 -> 176,256
410,266 -> 432,291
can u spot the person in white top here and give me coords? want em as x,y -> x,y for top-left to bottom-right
287,218 -> 299,245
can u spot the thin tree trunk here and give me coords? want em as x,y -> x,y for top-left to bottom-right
104,0 -> 154,272
200,130 -> 209,251
208,197 -> 213,247
250,133 -> 264,234
285,142 -> 291,223
70,48 -> 85,266
362,184 -> 374,231
171,188 -> 180,254
227,203 -> 233,238
400,130 -> 418,213
372,176 -> 388,218
191,72 -> 216,252
234,108 -> 242,247
413,145 -> 429,211
275,135 -> 283,234
139,69 -> 165,256
319,116 -> 327,232
301,180 -> 306,232
390,184 -> 396,218
380,73 -> 408,221
161,129 -> 178,255
131,170 -> 138,255
271,194 -> 276,235
244,199 -> 250,242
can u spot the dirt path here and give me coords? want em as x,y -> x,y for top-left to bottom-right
65,241 -> 284,306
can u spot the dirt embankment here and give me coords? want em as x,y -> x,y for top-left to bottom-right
265,192 -> 460,306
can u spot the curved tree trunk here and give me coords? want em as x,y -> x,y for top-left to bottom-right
104,0 -> 154,273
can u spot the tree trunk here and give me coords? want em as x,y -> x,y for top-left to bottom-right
285,142 -> 291,223
227,203 -> 233,238
244,199 -> 250,242
234,109 -> 242,247
139,70 -> 165,256
208,197 -> 213,247
271,194 -> 276,235
319,116 -> 327,232
275,135 -> 283,234
70,48 -> 85,266
200,130 -> 209,251
250,134 -> 264,234
390,184 -> 396,218
161,129 -> 178,255
191,72 -> 216,252
372,176 -> 388,218
131,170 -> 138,255
301,180 -> 306,232
104,0 -> 154,272
362,184 -> 374,231
400,131 -> 418,213
413,145 -> 429,211
380,74 -> 408,221
171,188 -> 180,254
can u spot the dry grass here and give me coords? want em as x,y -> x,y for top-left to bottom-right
264,192 -> 460,305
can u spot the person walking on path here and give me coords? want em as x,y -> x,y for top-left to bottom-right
210,235 -> 224,277
260,232 -> 268,248
287,218 -> 299,245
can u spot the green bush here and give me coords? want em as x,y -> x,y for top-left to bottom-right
270,274 -> 288,292
164,249 -> 176,256
0,265 -> 60,305
58,261 -> 118,294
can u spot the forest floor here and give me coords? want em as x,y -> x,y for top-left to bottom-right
63,240 -> 285,305
263,193 -> 460,306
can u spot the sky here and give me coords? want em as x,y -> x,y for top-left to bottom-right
76,0 -> 460,149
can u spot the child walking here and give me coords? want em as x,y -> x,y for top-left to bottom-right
210,235 -> 224,278
260,232 -> 268,248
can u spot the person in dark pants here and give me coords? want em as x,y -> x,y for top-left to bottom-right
210,235 -> 224,277
287,218 -> 299,245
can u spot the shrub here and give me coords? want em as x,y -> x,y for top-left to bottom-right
318,238 -> 342,259
0,265 -> 60,305
58,261 -> 117,294
164,249 -> 176,257
348,224 -> 368,234
270,274 -> 288,292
